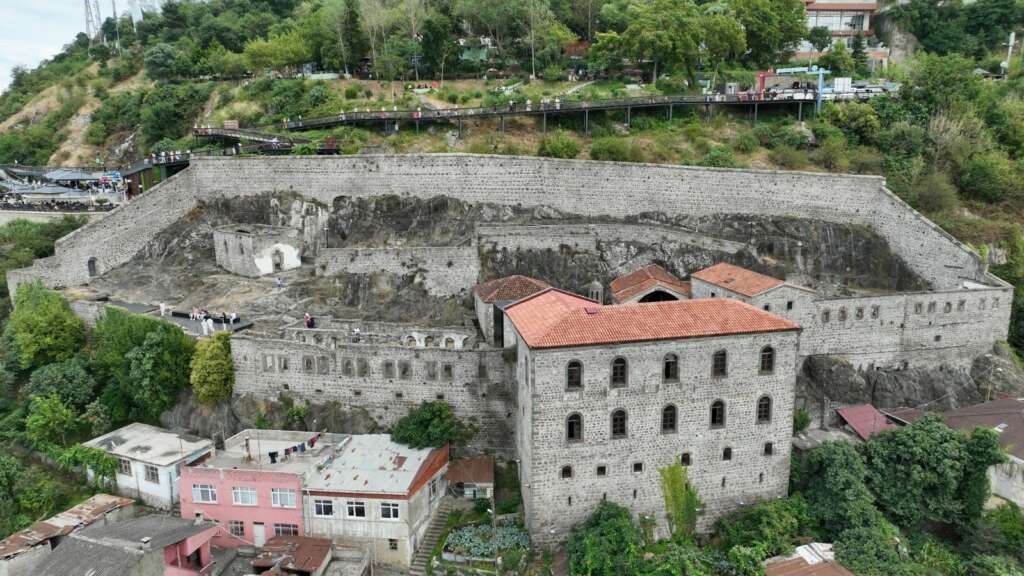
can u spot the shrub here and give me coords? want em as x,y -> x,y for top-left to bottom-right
914,172 -> 960,213
812,136 -> 850,172
701,145 -> 740,168
567,502 -> 643,575
26,358 -> 95,410
537,130 -> 581,159
542,64 -> 563,82
835,522 -> 903,576
655,75 -> 687,94
731,131 -> 758,154
590,137 -> 644,162
754,124 -> 808,149
960,151 -> 1018,203
446,92 -> 459,104
363,88 -> 373,98
966,555 -> 1024,576
391,401 -> 477,448
849,146 -> 885,174
715,495 -> 810,559
793,408 -> 811,434
822,101 -> 881,145
343,84 -> 360,99
190,332 -> 234,405
770,145 -> 809,169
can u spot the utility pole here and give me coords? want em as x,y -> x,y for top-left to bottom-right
83,0 -> 103,44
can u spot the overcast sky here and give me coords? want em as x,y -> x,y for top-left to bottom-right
0,2 -> 86,92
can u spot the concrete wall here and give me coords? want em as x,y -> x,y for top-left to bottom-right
990,455 -> 1024,508
231,336 -> 514,454
517,329 -> 800,543
316,246 -> 478,297
112,459 -> 177,510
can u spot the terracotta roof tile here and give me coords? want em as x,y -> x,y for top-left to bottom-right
610,264 -> 692,302
691,263 -> 785,297
473,275 -> 550,303
506,289 -> 799,349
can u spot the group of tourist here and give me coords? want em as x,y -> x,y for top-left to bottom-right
188,307 -> 237,336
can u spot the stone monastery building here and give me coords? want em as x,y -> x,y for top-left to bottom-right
6,155 -> 1014,544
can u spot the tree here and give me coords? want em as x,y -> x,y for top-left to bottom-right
420,13 -> 458,83
567,501 -> 643,575
807,26 -> 832,56
730,0 -> 807,67
701,12 -> 746,80
660,463 -> 702,540
905,53 -> 982,115
4,282 -> 86,373
817,42 -> 855,77
794,440 -> 884,540
125,327 -> 195,421
958,427 -> 1008,529
25,394 -> 77,447
715,496 -> 810,559
144,42 -> 183,81
391,401 -> 477,448
0,455 -> 22,502
191,332 -> 234,405
25,357 -> 96,410
850,32 -> 867,75
596,0 -> 703,82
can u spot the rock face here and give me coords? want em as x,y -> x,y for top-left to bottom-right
797,343 -> 1024,427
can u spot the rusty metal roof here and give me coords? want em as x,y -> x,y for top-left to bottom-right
0,494 -> 134,560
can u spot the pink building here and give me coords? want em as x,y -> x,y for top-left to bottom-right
180,429 -> 341,548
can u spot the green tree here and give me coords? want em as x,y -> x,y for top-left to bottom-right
126,328 -> 195,421
958,427 -> 1008,529
598,0 -> 703,81
190,332 -> 234,405
807,26 -> 833,55
730,0 -> 807,67
537,130 -> 582,159
701,12 -> 747,79
913,172 -> 960,213
959,151 -> 1018,203
660,463 -> 701,540
850,32 -> 867,75
14,468 -> 60,524
0,455 -> 22,502
905,53 -> 982,115
4,282 -> 86,372
144,42 -> 183,81
25,357 -> 96,410
391,401 -> 477,448
715,496 -> 810,559
794,440 -> 884,540
25,394 -> 78,447
567,501 -> 643,575
834,522 -> 903,576
818,42 -> 855,77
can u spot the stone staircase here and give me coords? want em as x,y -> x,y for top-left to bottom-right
409,496 -> 459,576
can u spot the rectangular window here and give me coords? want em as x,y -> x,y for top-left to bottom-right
425,361 -> 438,381
271,488 -> 296,508
117,458 -> 132,476
273,523 -> 299,536
357,358 -> 369,377
228,520 -> 245,537
786,301 -> 794,311
278,356 -> 289,371
399,361 -> 411,380
821,310 -> 830,323
314,499 -> 334,517
144,465 -> 159,484
914,302 -> 923,314
232,486 -> 257,506
317,356 -> 329,374
346,501 -> 366,518
381,502 -> 400,520
957,300 -> 966,312
383,361 -> 396,378
871,305 -> 880,319
596,465 -> 607,476
303,355 -> 315,372
389,539 -> 398,551
855,307 -> 864,320
478,363 -> 488,380
928,302 -> 936,313
442,364 -> 454,381
632,462 -> 643,473
263,355 -> 275,372
193,484 -> 217,504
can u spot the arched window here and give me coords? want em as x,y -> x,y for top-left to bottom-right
712,350 -> 727,377
760,346 -> 775,374
722,447 -> 732,461
838,307 -> 848,321
444,337 -> 455,349
680,452 -> 691,466
424,336 -> 435,347
710,400 -> 726,428
566,361 -> 583,390
611,409 -> 627,439
610,358 -> 628,388
756,396 -> 772,424
87,257 -> 98,278
406,336 -> 416,347
663,354 -> 679,382
566,414 -> 583,442
662,405 -> 677,433
560,465 -> 573,479
763,442 -> 774,456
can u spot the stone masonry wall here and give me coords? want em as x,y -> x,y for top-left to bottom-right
231,335 -> 514,454
476,223 -> 746,258
516,329 -> 800,543
316,246 -> 479,297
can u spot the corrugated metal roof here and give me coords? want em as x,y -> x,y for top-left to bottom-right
835,404 -> 895,441
942,398 -> 1024,459
0,494 -> 134,560
447,457 -> 495,485
253,536 -> 333,573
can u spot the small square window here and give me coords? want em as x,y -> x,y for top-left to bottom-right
395,392 -> 404,399
596,465 -> 607,476
632,462 -> 643,473
353,390 -> 362,396
855,307 -> 864,320
723,447 -> 732,461
388,539 -> 398,551
763,304 -> 770,311
436,393 -> 445,400
786,301 -> 794,311
144,465 -> 159,484
934,334 -> 942,342
228,520 -> 245,538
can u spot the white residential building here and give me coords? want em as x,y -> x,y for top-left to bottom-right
84,422 -> 214,509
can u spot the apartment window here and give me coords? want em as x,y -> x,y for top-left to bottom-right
756,396 -> 772,424
821,309 -> 831,323
723,447 -> 733,461
760,346 -> 775,374
596,465 -> 607,476
561,465 -> 573,479
611,409 -> 628,439
144,465 -> 159,484
662,404 -> 678,433
273,524 -> 299,536
566,360 -> 583,390
193,484 -> 217,504
381,502 -> 400,520
633,462 -> 643,473
855,307 -> 864,320
566,413 -> 583,442
610,357 -> 628,388
389,539 -> 398,551
710,400 -> 726,428
232,486 -> 257,506
271,488 -> 296,508
764,442 -> 774,456
314,499 -> 334,517
227,520 -> 245,538
680,452 -> 691,466
712,350 -> 728,377
663,354 -> 679,382
117,458 -> 132,476
346,501 -> 366,518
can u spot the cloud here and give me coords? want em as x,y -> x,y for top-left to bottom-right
0,1 -> 87,91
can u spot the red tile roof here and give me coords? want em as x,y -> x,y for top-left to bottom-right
610,264 -> 692,302
691,263 -> 785,297
506,289 -> 799,349
447,456 -> 495,485
941,398 -> 1024,459
473,275 -> 550,303
835,404 -> 896,441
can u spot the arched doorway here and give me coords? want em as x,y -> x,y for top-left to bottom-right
271,249 -> 284,272
638,290 -> 678,303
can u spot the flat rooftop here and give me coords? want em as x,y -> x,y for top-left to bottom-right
196,429 -> 345,475
84,422 -> 213,466
304,434 -> 445,496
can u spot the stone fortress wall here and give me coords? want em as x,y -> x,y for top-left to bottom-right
315,246 -> 479,297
